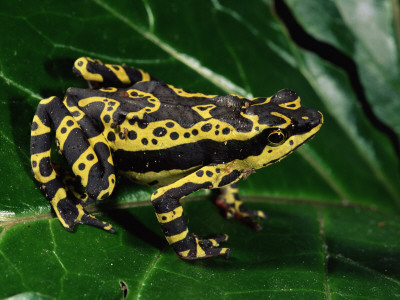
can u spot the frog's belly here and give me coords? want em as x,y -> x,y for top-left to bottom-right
118,165 -> 201,187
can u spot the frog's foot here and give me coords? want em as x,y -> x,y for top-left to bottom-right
215,195 -> 266,230
178,234 -> 230,260
54,165 -> 95,206
54,197 -> 115,233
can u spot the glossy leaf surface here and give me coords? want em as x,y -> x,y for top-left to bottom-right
0,0 -> 399,299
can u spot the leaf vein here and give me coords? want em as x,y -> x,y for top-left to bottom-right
91,0 -> 251,98
317,207 -> 330,300
135,249 -> 165,299
0,70 -> 41,100
332,253 -> 400,286
0,249 -> 29,290
225,288 -> 325,296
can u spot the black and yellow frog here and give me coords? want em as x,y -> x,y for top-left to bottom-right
30,57 -> 323,260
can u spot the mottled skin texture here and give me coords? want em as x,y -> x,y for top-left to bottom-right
30,57 -> 323,260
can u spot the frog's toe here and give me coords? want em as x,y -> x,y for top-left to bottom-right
208,233 -> 229,245
215,197 -> 235,219
239,216 -> 264,231
80,212 -> 115,233
178,234 -> 230,260
234,207 -> 266,231
215,198 -> 266,230
235,207 -> 265,219
73,204 -> 115,233
55,198 -> 115,233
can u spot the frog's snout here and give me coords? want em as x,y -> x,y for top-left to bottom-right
313,110 -> 324,128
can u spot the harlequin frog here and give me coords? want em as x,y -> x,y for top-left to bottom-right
30,57 -> 323,260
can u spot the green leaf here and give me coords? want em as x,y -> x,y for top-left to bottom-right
285,0 -> 400,138
0,0 -> 399,299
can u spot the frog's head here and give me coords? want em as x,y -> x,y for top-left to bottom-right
244,89 -> 323,168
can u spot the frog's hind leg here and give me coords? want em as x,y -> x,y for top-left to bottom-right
73,57 -> 159,88
151,164 -> 244,260
31,96 -> 116,233
215,182 -> 266,230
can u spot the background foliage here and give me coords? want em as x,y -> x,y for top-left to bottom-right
0,0 -> 399,299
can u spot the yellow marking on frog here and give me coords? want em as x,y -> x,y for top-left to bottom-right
31,150 -> 57,183
279,97 -> 301,110
166,228 -> 188,244
151,164 -> 230,200
105,63 -> 131,84
74,204 -> 85,223
257,211 -> 266,218
75,57 -> 103,82
56,116 -> 80,150
31,114 -> 51,136
70,190 -> 88,203
208,238 -> 219,247
168,85 -> 217,98
240,112 -> 262,130
88,133 -> 109,148
245,144 -> 289,170
270,112 -> 292,128
178,249 -> 190,257
100,87 -> 118,93
61,172 -> 88,201
63,97 -> 86,122
50,188 -> 69,229
87,134 -> 114,167
104,224 -> 113,231
192,104 -> 216,119
116,117 -> 261,152
251,96 -> 271,106
97,174 -> 116,200
124,90 -> 161,119
78,96 -> 115,108
302,116 -> 309,120
231,94 -> 245,99
71,147 -> 99,186
38,96 -> 57,105
223,187 -> 237,205
245,118 -> 323,170
138,69 -> 151,81
156,206 -> 184,223
195,236 -> 206,257
121,166 -> 199,187
220,248 -> 229,255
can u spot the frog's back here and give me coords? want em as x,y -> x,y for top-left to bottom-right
122,80 -> 252,133
66,81 -> 249,187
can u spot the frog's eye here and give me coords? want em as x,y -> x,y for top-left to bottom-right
267,130 -> 286,146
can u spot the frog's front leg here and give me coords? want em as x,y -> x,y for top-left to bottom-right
215,182 -> 266,230
31,96 -> 116,232
72,57 -> 158,88
151,165 -> 244,260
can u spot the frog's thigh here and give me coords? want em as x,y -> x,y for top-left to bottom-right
151,165 -> 242,252
31,96 -> 115,232
73,57 -> 155,88
51,97 -> 116,203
